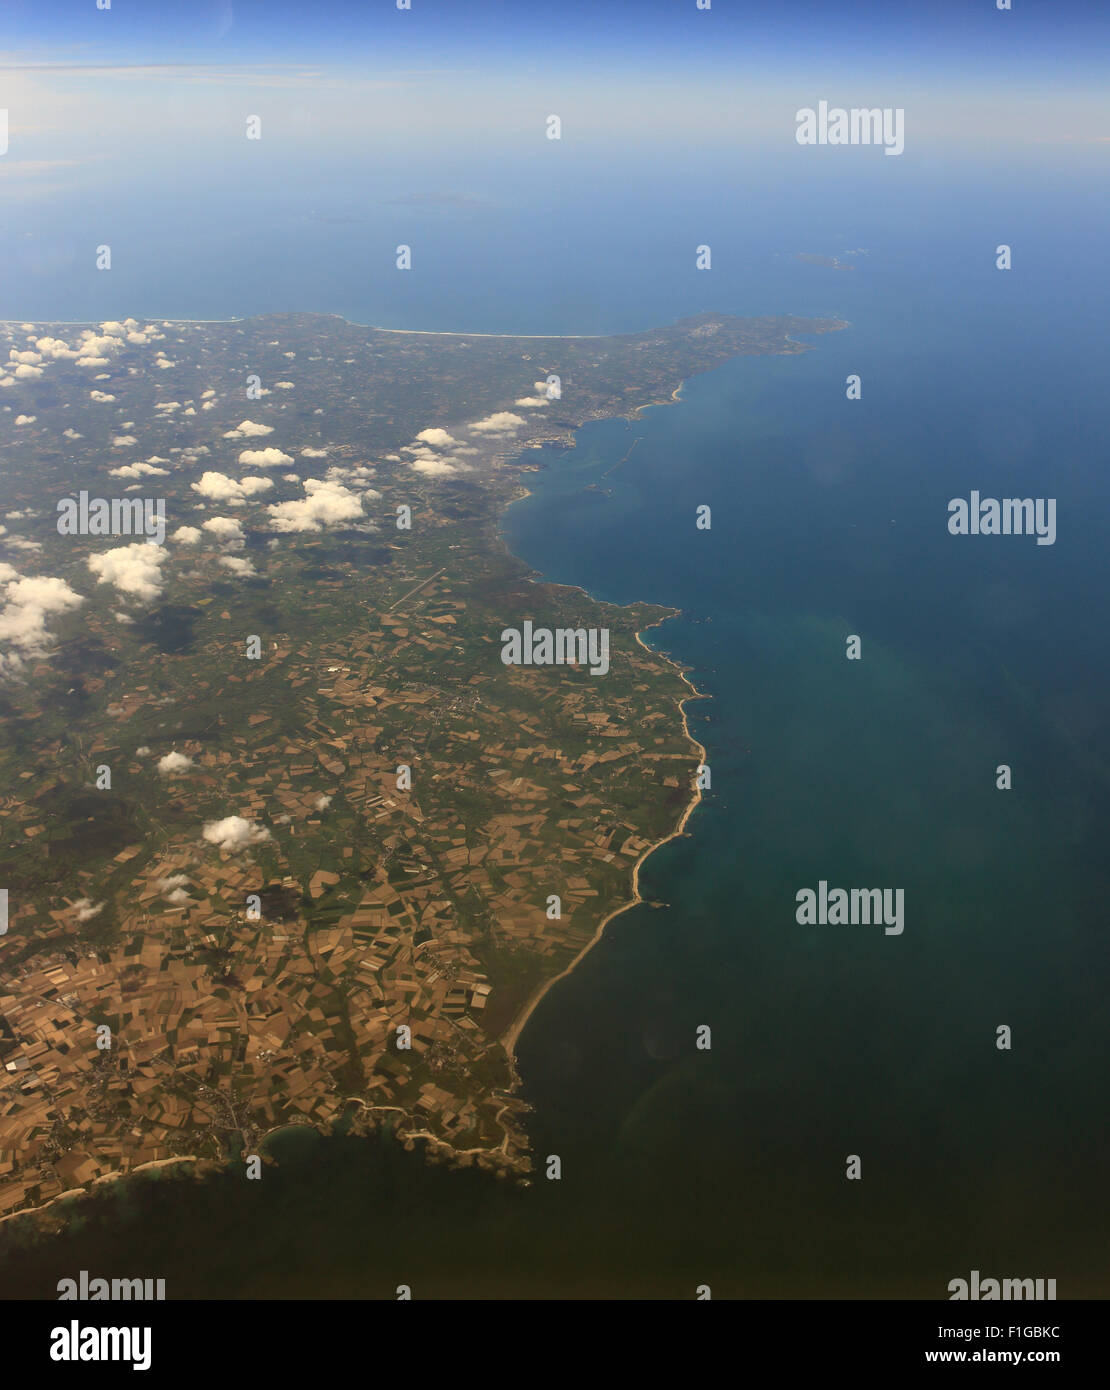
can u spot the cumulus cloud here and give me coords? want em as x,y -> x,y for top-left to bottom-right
238,447 -> 293,469
300,447 -> 327,458
514,395 -> 548,407
219,555 -> 258,578
13,363 -> 43,380
191,470 -> 272,505
202,815 -> 272,852
223,420 -> 274,439
14,415 -> 35,426
413,428 -> 458,449
0,571 -> 85,674
172,526 -> 202,545
77,332 -> 124,358
266,479 -> 364,533
408,457 -> 459,477
108,461 -> 169,479
73,898 -> 105,923
86,542 -> 168,603
325,465 -> 378,490
89,390 -> 116,403
34,337 -> 79,361
201,516 -> 245,543
468,411 -> 526,434
156,873 -> 191,891
157,751 -> 193,775
314,794 -> 332,810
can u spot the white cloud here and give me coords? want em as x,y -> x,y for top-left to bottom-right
223,420 -> 274,439
73,898 -> 105,923
86,542 -> 169,603
414,427 -> 458,449
192,472 -> 244,502
0,570 -> 85,674
514,395 -> 548,407
14,414 -> 35,425
157,750 -> 193,775
300,447 -> 328,458
219,555 -> 257,577
468,411 -> 526,434
172,526 -> 202,545
409,457 -> 459,477
112,435 -> 138,446
89,390 -> 116,402
156,873 -> 191,891
34,337 -> 78,361
202,815 -> 272,851
13,363 -> 43,380
108,461 -> 168,479
266,479 -> 364,533
238,447 -> 293,469
326,465 -> 378,490
201,516 -> 245,543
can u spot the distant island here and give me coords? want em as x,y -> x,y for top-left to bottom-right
0,308 -> 844,1224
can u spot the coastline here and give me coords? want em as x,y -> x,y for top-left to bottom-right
500,621 -> 707,1065
0,1153 -> 210,1234
496,372 -> 702,1067
0,315 -> 606,338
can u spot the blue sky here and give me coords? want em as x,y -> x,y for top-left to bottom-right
3,0 -> 1110,81
1,0 -> 1106,325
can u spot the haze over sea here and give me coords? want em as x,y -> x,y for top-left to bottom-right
2,144 -> 1108,1295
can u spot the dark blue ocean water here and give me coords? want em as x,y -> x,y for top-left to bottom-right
503,203 -> 1110,1295
2,150 -> 1107,1296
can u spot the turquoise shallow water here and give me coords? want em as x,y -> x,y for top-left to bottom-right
2,157 -> 1108,1297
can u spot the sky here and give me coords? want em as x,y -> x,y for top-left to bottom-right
1,0 -> 1108,181
2,0 -> 1110,74
0,0 -> 1106,326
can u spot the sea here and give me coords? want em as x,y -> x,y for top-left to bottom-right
1,146 -> 1107,1297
